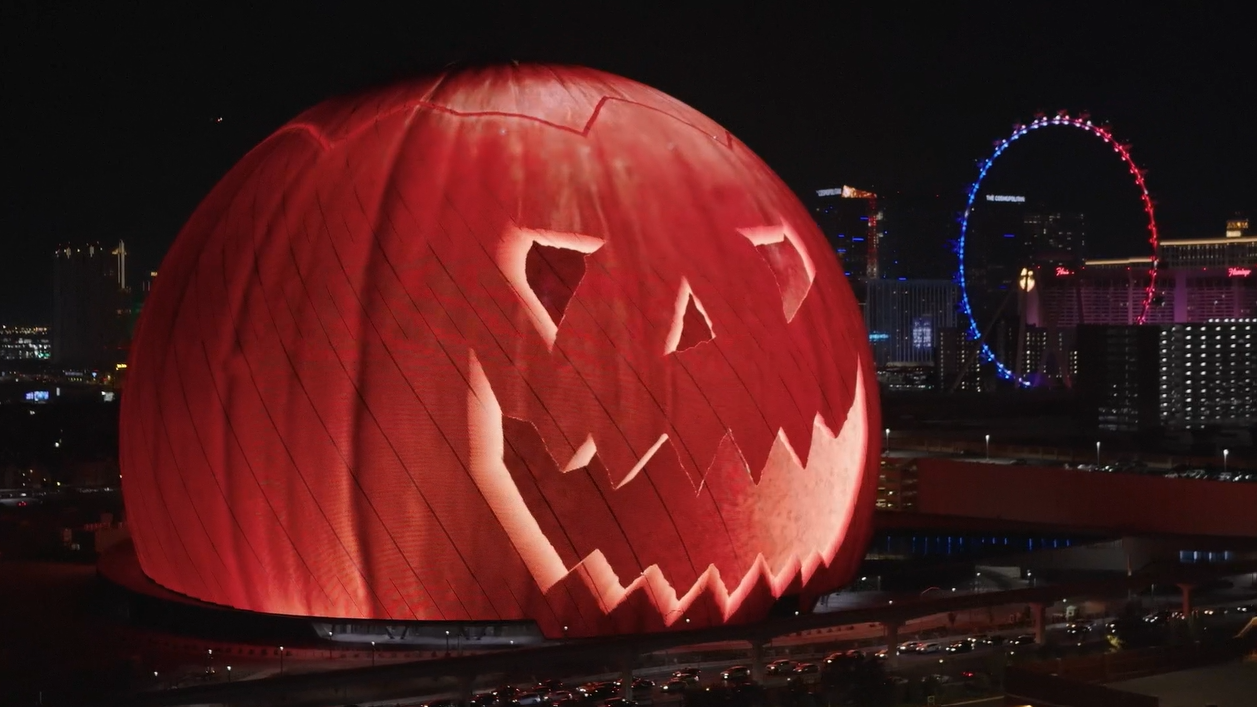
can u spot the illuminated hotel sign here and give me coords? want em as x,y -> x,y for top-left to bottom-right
1228,267 -> 1252,277
816,187 -> 844,197
985,194 -> 1026,203
1055,266 -> 1074,276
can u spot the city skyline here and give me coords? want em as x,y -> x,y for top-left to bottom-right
2,6 -> 1254,325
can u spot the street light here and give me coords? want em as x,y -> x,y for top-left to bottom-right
1224,449 -> 1230,473
279,646 -> 285,675
226,666 -> 232,682
884,428 -> 890,452
445,630 -> 451,653
1096,441 -> 1101,466
984,434 -> 990,459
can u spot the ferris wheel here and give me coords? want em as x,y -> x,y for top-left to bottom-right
952,111 -> 1161,388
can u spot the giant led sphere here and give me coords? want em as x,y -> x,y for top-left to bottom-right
120,65 -> 879,636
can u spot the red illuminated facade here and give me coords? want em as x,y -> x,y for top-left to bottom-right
119,65 -> 879,637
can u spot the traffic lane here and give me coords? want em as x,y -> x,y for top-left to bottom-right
147,609 -> 1252,697
143,625 -> 1050,693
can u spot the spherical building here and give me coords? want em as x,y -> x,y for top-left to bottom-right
120,65 -> 879,637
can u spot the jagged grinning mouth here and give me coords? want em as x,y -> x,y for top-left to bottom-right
466,350 -> 868,624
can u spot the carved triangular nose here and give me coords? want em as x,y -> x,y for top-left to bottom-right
665,278 -> 715,355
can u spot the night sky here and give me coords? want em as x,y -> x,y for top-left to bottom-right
2,3 -> 1252,323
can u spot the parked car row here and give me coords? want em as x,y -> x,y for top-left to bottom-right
896,632 -> 1033,656
453,677 -> 655,707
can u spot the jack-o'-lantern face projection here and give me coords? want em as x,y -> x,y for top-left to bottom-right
120,65 -> 879,637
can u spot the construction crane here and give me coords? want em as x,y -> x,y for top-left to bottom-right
838,186 -> 880,279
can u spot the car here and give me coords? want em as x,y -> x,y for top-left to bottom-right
765,659 -> 796,675
792,662 -> 819,674
721,666 -> 751,681
897,641 -> 922,654
823,650 -> 863,665
969,634 -> 991,644
959,670 -> 990,689
945,641 -> 972,653
512,693 -> 546,707
537,680 -> 566,693
919,642 -> 942,654
1011,634 -> 1036,646
545,692 -> 574,705
985,634 -> 1006,646
671,668 -> 699,680
494,688 -> 523,704
1065,622 -> 1091,636
471,694 -> 496,707
669,670 -> 699,686
577,683 -> 618,699
660,680 -> 687,694
630,678 -> 654,691
600,700 -> 636,707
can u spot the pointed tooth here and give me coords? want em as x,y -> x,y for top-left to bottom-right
562,434 -> 597,472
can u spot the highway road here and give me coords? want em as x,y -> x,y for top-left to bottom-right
141,604 -> 1256,707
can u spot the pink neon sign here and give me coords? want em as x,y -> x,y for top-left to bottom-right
1229,267 -> 1251,277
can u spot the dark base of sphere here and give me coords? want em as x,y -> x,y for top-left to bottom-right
100,540 -> 844,643
98,540 -> 545,648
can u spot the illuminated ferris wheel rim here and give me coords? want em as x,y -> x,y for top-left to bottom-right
954,111 -> 1161,386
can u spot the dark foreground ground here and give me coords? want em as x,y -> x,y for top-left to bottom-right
1110,659 -> 1257,707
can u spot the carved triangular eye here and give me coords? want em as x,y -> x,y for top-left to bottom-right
500,227 -> 605,349
526,243 -> 587,326
738,224 -> 816,322
665,278 -> 714,354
